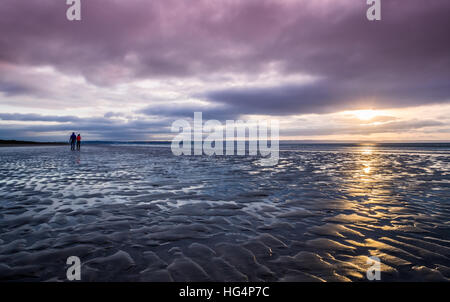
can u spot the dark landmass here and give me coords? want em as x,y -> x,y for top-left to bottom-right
0,139 -> 66,147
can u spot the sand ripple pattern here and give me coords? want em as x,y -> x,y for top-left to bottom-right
0,144 -> 449,281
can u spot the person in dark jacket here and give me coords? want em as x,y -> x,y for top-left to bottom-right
69,132 -> 76,151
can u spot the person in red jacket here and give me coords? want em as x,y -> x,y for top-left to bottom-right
76,134 -> 81,151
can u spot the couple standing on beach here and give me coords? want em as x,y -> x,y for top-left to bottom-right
70,132 -> 81,151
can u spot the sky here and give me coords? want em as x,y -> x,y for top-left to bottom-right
0,0 -> 449,142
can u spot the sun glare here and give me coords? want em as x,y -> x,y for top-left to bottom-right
353,110 -> 379,121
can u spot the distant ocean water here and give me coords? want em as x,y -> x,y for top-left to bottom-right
0,143 -> 449,281
82,141 -> 450,153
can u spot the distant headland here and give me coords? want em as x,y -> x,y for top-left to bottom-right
0,139 -> 66,147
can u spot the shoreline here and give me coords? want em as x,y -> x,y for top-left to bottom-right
0,140 -> 66,148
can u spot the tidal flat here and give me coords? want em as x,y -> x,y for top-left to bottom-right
0,143 -> 449,281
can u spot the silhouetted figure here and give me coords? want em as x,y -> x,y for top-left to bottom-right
70,132 -> 76,151
76,134 -> 81,151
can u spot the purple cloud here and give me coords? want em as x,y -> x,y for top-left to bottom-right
0,0 -> 449,140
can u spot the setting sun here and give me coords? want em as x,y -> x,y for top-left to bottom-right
353,110 -> 379,121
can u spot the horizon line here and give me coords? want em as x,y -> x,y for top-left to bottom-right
2,139 -> 450,144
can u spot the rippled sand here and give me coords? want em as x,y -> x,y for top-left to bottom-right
0,144 -> 449,281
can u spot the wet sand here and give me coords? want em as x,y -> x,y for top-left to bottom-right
0,144 -> 449,281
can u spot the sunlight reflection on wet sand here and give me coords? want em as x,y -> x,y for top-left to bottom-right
0,144 -> 449,281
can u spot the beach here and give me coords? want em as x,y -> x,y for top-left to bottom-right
0,143 -> 449,281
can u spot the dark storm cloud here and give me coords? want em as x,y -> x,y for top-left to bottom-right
1,0 -> 449,93
0,113 -> 81,123
203,76 -> 450,116
1,0 -> 450,139
0,65 -> 51,97
0,113 -> 174,141
0,82 -> 36,96
139,103 -> 236,120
